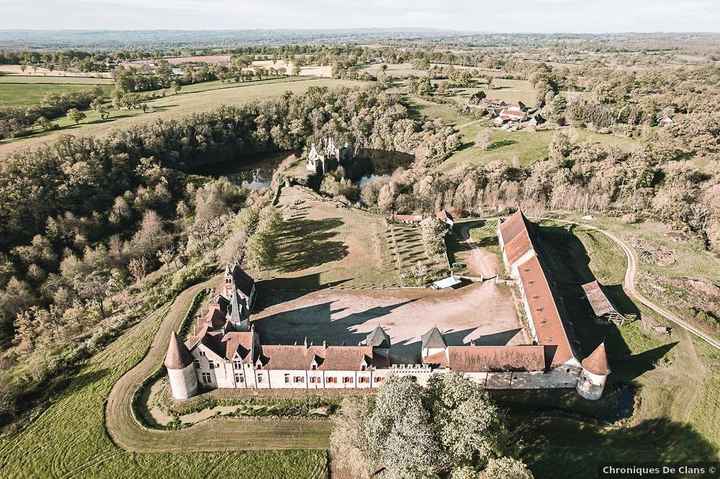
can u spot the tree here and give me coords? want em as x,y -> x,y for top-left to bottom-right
66,108 -> 86,125
480,457 -> 534,479
475,129 -> 493,151
172,81 -> 182,95
92,98 -> 110,120
33,116 -> 53,131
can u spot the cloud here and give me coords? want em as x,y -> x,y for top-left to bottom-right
1,0 -> 719,32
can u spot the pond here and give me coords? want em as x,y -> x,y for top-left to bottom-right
190,151 -> 290,191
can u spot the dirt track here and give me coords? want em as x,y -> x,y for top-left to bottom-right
105,277 -> 330,452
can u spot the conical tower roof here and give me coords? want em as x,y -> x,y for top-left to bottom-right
582,343 -> 610,376
165,331 -> 193,369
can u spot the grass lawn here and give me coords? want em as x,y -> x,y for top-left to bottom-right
0,82 -> 112,107
0,280 -> 327,479
452,78 -> 539,105
404,94 -> 474,125
0,77 -> 370,159
505,220 -> 720,477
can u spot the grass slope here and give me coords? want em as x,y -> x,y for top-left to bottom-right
0,77 -> 370,160
0,279 -> 327,479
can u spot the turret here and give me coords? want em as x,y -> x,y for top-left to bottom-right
576,343 -> 610,400
421,326 -> 447,359
165,331 -> 198,400
365,326 -> 391,358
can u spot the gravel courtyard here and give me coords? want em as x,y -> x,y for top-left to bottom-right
253,281 -> 528,364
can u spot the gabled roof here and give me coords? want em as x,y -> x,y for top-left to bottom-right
258,344 -> 375,371
366,326 -> 391,348
421,327 -> 446,350
499,210 -> 536,266
444,345 -> 546,372
517,256 -> 576,368
222,331 -> 256,363
165,331 -> 193,369
203,304 -> 227,330
582,343 -> 610,376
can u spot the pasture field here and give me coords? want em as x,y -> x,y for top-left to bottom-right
451,78 -> 539,105
360,62 -> 426,78
507,221 -> 720,476
443,123 -> 640,169
0,82 -> 112,107
0,75 -> 114,85
0,280 -> 327,479
0,64 -> 112,78
0,77 -> 370,159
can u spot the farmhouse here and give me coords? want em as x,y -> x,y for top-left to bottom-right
166,211 -> 609,400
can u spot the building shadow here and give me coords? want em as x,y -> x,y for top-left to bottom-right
534,224 -> 639,363
517,416 -> 718,478
254,274 -> 351,309
253,299 -> 419,350
273,215 -> 349,273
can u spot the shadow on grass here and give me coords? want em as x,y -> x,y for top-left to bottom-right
273,215 -> 349,273
488,138 -> 517,150
515,415 -> 718,478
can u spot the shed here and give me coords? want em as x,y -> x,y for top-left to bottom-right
431,276 -> 462,290
582,280 -> 626,325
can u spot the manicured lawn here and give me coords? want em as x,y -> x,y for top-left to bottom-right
0,82 -> 112,107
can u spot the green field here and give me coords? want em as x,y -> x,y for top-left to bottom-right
0,77 -> 370,159
0,82 -> 112,107
0,278 -> 327,478
444,123 -> 640,169
0,75 -> 114,85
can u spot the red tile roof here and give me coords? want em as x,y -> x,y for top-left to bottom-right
258,345 -> 375,371
222,332 -> 256,363
499,211 -> 535,266
517,256 -> 575,367
445,346 -> 546,372
582,343 -> 610,375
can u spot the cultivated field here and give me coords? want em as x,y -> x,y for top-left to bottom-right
385,221 -> 450,282
0,64 -> 112,78
0,77 -> 370,159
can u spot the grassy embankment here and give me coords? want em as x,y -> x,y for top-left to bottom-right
0,276 -> 328,478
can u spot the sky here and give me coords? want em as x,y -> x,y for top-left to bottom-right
1,0 -> 719,33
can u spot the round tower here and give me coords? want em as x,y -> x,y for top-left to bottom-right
165,331 -> 198,400
576,343 -> 610,400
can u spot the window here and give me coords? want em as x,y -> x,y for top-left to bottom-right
284,373 -> 291,384
310,377 -> 320,384
311,364 -> 317,370
257,374 -> 264,383
209,362 -> 215,370
234,361 -> 242,369
235,374 -> 244,383
343,376 -> 353,384
193,359 -> 200,366
294,376 -> 304,383
359,377 -> 369,383
202,372 -> 211,384
361,365 -> 366,371
200,350 -> 206,357
326,376 -> 337,384
374,376 -> 384,383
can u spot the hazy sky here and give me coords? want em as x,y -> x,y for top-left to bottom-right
1,0 -> 718,32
